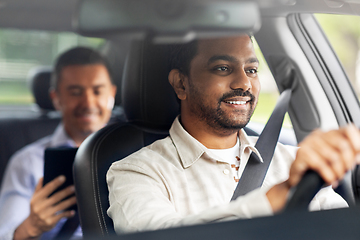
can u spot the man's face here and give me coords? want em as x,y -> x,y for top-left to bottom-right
183,36 -> 260,134
51,64 -> 116,143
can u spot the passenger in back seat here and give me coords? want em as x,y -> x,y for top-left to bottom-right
107,36 -> 360,233
0,47 -> 117,240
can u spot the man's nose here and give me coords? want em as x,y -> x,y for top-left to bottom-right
230,70 -> 251,91
81,90 -> 96,107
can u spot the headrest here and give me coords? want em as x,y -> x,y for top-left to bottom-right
27,66 -> 55,111
122,40 -> 179,131
100,40 -> 132,106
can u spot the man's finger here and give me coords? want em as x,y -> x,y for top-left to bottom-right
39,195 -> 77,220
37,175 -> 66,199
323,125 -> 360,171
329,134 -> 356,171
310,134 -> 346,180
342,124 -> 360,153
53,196 -> 77,213
45,185 -> 76,209
52,210 -> 76,224
30,176 -> 68,219
34,178 -> 44,193
292,144 -> 337,187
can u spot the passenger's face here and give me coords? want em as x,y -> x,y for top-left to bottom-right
51,64 -> 116,143
184,36 -> 260,132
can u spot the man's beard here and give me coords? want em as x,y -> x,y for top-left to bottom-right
188,83 -> 256,134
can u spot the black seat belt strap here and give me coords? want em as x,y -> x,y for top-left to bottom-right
231,88 -> 292,200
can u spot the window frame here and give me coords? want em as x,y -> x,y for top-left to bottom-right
288,13 -> 360,127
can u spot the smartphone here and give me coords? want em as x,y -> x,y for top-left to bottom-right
43,147 -> 78,211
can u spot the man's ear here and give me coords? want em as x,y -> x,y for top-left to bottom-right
49,88 -> 61,111
111,84 -> 117,98
168,69 -> 187,101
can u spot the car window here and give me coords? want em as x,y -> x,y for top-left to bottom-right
315,14 -> 360,100
251,38 -> 292,129
0,29 -> 103,106
0,28 -> 291,128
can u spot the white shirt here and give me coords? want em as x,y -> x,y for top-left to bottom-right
107,116 -> 347,234
0,124 -> 82,240
208,137 -> 242,185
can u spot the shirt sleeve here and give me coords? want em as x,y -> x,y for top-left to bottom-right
107,161 -> 273,234
0,147 -> 42,240
309,185 -> 348,211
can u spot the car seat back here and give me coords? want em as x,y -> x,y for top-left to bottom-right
0,67 -> 60,186
73,40 -> 176,237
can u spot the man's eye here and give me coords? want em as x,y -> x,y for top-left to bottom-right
216,66 -> 229,72
246,69 -> 258,74
212,66 -> 232,75
94,87 -> 104,95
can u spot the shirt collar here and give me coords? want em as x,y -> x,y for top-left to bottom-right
169,117 -> 205,168
169,116 -> 263,169
49,123 -> 77,148
239,127 -> 263,164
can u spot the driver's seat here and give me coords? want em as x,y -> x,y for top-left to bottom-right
73,40 -> 179,238
73,39 -> 260,238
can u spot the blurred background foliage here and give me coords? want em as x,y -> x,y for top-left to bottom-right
253,14 -> 360,127
0,30 -> 103,105
316,14 -> 360,94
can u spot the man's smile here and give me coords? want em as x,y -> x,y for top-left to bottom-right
225,100 -> 246,105
74,108 -> 101,122
223,96 -> 251,105
221,95 -> 254,110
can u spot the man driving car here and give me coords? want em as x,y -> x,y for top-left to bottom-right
107,35 -> 359,233
0,47 -> 117,240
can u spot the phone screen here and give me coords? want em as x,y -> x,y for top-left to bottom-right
43,147 -> 78,211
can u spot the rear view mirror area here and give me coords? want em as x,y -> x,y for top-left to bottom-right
74,0 -> 261,43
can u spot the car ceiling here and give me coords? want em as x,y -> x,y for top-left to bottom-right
258,0 -> 360,17
0,0 -> 360,33
0,0 -> 77,31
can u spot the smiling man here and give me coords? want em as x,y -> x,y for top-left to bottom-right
173,37 -> 260,148
50,62 -> 116,146
0,47 -> 117,240
107,36 -> 360,234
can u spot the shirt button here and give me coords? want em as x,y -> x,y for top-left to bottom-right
223,169 -> 230,175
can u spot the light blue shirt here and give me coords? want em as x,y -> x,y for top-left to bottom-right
0,124 -> 82,240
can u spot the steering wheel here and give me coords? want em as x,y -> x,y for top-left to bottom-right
284,170 -> 325,212
284,169 -> 360,212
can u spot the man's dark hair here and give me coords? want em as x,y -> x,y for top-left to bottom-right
51,46 -> 113,90
169,35 -> 254,76
169,40 -> 198,76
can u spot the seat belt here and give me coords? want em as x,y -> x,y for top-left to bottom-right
231,88 -> 292,200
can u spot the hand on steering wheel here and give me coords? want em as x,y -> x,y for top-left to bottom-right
284,124 -> 360,212
284,170 -> 324,212
267,124 -> 360,213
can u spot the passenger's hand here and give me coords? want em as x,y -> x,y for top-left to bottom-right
13,176 -> 77,240
267,124 -> 360,212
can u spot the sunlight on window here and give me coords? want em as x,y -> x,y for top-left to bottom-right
316,14 -> 360,100
251,39 -> 292,128
0,29 -> 103,105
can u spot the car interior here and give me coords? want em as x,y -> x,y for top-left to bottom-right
0,67 -> 60,183
2,0 -> 360,239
